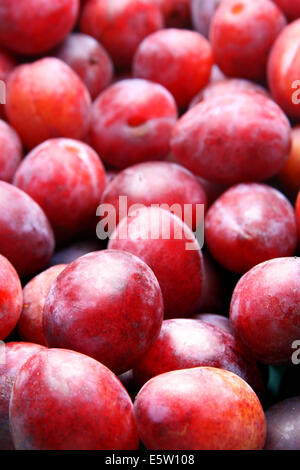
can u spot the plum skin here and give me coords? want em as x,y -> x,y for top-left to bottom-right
0,255 -> 23,341
0,342 -> 44,450
171,91 -> 291,185
43,250 -> 164,374
0,0 -> 80,55
132,318 -> 265,399
230,257 -> 300,365
108,206 -> 204,319
13,138 -> 107,244
5,58 -> 92,150
18,265 -> 67,346
89,79 -> 178,169
133,367 -> 266,450
9,348 -> 139,450
205,183 -> 297,273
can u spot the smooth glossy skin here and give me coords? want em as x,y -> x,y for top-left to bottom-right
210,0 -> 286,81
90,79 -> 178,169
0,47 -> 16,119
0,255 -> 23,340
230,257 -> 300,364
100,161 -> 206,232
133,319 -> 265,399
0,120 -> 22,182
189,78 -> 269,109
205,184 -> 297,273
171,92 -> 291,185
273,0 -> 300,21
0,342 -> 44,450
5,58 -> 91,150
0,0 -> 79,55
191,0 -> 223,38
133,28 -> 213,108
133,367 -> 266,450
54,33 -> 114,100
196,252 -> 227,313
43,250 -> 163,374
268,19 -> 300,120
80,0 -> 163,69
278,126 -> 300,201
264,397 -> 300,450
10,348 -> 139,450
194,313 -> 232,335
108,207 -> 204,318
18,265 -> 67,346
13,138 -> 106,244
0,182 -> 55,278
154,0 -> 191,28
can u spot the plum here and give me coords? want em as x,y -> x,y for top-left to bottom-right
264,397 -> 300,450
9,348 -> 139,450
100,161 -> 206,232
132,318 -> 265,399
43,250 -> 163,374
54,33 -> 114,100
210,0 -> 286,81
108,206 -> 204,318
171,91 -> 291,185
133,367 -> 266,450
205,183 -> 297,273
133,28 -> 213,108
89,79 -> 177,169
80,0 -> 163,69
0,342 -> 44,450
0,0 -> 79,55
230,257 -> 300,364
13,138 -> 106,244
0,119 -> 22,182
18,265 -> 67,346
0,255 -> 23,341
5,58 -> 91,150
0,182 -> 55,278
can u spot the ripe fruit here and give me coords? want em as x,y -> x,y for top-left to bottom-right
273,0 -> 300,21
0,255 -> 23,340
100,161 -> 206,232
133,367 -> 266,450
268,19 -> 300,120
264,397 -> 300,450
80,0 -> 163,69
154,0 -> 191,28
171,91 -> 291,185
5,58 -> 91,150
278,126 -> 300,201
43,250 -> 163,374
0,119 -> 22,182
9,348 -> 139,450
0,342 -> 44,450
108,206 -> 204,318
54,33 -> 114,100
230,257 -> 300,364
133,28 -> 213,108
132,318 -> 264,398
89,79 -> 177,169
18,265 -> 67,346
191,0 -> 222,38
0,0 -> 79,55
205,183 -> 297,273
210,0 -> 286,81
0,182 -> 55,278
13,138 -> 106,244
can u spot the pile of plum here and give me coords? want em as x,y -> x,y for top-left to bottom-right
0,0 -> 300,450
